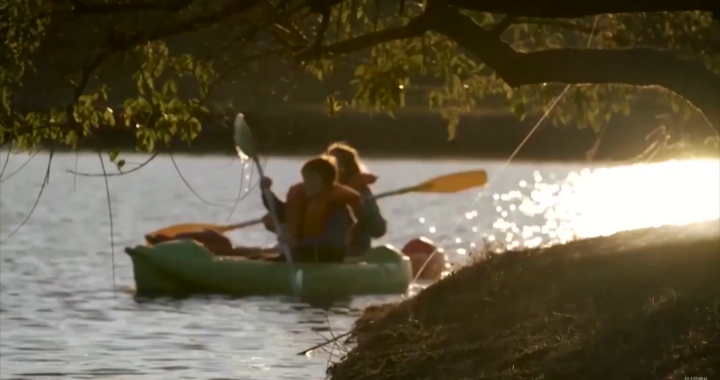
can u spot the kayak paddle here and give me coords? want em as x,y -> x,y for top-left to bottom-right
234,113 -> 303,296
372,169 -> 487,200
146,218 -> 264,238
146,169 -> 488,238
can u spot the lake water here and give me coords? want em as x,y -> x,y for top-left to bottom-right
1,152 -> 718,380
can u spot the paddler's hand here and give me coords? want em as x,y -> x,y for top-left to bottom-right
260,176 -> 273,190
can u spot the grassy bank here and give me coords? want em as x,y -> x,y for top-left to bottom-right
328,220 -> 720,380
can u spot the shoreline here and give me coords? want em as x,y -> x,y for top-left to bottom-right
327,220 -> 720,380
2,148 -> 717,166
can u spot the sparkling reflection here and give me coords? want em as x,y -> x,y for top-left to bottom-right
447,159 -> 720,259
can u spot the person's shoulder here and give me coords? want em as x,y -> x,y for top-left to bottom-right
287,183 -> 306,203
329,184 -> 362,205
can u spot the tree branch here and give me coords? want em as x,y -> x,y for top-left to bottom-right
491,15 -> 519,36
295,11 -> 435,62
443,0 -> 719,19
294,5 -> 720,132
431,7 -> 720,132
69,0 -> 195,16
113,0 -> 264,45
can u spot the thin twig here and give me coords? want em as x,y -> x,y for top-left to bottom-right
226,156 -> 267,221
66,152 -> 159,177
169,152 -> 228,207
297,331 -> 352,356
98,151 -> 117,299
73,151 -> 79,191
325,314 -> 340,369
227,161 -> 250,221
0,151 -> 40,183
0,148 -> 12,179
0,150 -> 54,244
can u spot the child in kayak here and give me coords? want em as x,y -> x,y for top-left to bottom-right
261,142 -> 387,256
150,156 -> 361,262
267,155 -> 362,263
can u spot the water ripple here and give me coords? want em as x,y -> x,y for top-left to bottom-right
1,153 -> 718,379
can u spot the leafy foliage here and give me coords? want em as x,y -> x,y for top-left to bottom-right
1,0 -> 718,157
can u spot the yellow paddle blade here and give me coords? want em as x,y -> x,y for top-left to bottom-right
146,218 -> 265,239
413,170 -> 488,193
148,223 -> 225,238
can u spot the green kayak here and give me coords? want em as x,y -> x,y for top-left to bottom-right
125,240 -> 413,298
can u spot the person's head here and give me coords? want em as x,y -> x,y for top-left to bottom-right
326,142 -> 366,184
301,155 -> 338,196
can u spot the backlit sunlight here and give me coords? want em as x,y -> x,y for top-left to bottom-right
488,159 -> 720,249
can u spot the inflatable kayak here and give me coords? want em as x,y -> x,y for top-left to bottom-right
125,240 -> 413,298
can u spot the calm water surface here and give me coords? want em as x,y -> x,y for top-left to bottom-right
1,153 -> 718,380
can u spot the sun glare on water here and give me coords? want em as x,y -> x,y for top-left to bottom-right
487,159 -> 720,249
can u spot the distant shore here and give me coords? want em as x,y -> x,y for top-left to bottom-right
10,105 -> 719,161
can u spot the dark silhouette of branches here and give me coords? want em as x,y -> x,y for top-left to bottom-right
0,150 -> 54,244
97,151 -> 117,298
168,152 -> 229,208
66,152 -> 160,177
0,148 -> 11,179
0,151 -> 40,183
73,152 -> 79,191
298,331 -> 352,356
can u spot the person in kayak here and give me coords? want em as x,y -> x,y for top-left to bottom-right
267,155 -> 362,263
260,142 -> 387,256
151,156 -> 360,262
326,142 -> 387,254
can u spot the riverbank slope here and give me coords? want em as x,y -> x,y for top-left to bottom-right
329,220 -> 720,380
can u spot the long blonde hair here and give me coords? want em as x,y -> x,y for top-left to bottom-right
325,142 -> 368,183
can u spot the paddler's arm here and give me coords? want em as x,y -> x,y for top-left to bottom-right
259,177 -> 286,221
356,187 -> 387,238
292,208 -> 352,248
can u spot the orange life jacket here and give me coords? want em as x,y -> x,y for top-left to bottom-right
286,183 -> 362,239
344,173 -> 378,191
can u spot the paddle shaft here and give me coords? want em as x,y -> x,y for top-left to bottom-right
211,169 -> 486,233
218,218 -> 264,232
254,158 -> 294,265
370,186 -> 417,200
218,186 -> 418,233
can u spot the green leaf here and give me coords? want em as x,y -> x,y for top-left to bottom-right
103,108 -> 115,126
447,117 -> 459,141
512,102 -> 526,119
116,159 -> 126,171
108,149 -> 119,162
64,130 -> 77,146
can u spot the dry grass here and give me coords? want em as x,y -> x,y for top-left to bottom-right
327,220 -> 720,380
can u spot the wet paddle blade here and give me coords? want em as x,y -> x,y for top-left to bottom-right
234,113 -> 257,159
148,223 -> 223,238
414,170 -> 488,193
147,218 -> 264,239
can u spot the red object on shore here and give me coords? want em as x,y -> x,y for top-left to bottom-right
402,237 -> 446,280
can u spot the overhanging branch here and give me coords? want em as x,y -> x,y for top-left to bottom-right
294,11 -> 434,62
432,7 -> 720,131
69,0 -> 195,15
443,0 -> 719,19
